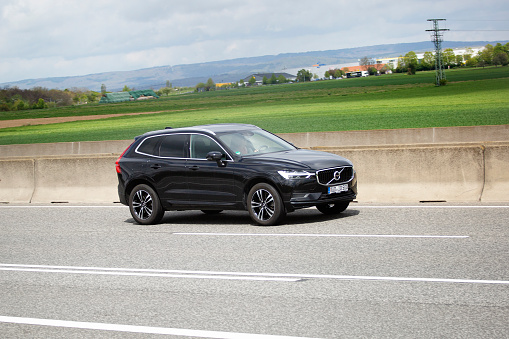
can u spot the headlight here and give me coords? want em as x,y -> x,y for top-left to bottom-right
278,170 -> 313,180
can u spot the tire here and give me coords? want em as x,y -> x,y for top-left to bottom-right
316,201 -> 350,215
129,184 -> 164,225
248,183 -> 286,226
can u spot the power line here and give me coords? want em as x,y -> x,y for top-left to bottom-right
450,30 -> 509,32
441,19 -> 509,32
448,20 -> 509,22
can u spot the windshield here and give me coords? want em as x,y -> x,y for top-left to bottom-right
217,129 -> 296,156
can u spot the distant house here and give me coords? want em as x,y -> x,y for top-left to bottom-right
243,73 -> 297,85
99,89 -> 159,104
341,64 -> 387,73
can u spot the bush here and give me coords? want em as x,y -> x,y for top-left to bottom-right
493,52 -> 509,67
0,102 -> 10,111
32,98 -> 48,109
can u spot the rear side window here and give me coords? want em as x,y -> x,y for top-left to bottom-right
136,134 -> 189,158
136,136 -> 161,156
159,134 -> 188,158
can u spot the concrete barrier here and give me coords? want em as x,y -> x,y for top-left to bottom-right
281,125 -> 509,148
0,142 -> 508,204
0,140 -> 132,158
0,159 -> 35,203
482,143 -> 509,201
29,155 -> 119,203
314,144 -> 487,202
1,125 -> 507,158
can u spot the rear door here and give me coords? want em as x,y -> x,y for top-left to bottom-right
146,134 -> 189,206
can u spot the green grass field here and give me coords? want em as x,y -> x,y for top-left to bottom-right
1,67 -> 508,145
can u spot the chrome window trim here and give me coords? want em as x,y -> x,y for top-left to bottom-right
189,133 -> 233,161
135,132 -> 234,161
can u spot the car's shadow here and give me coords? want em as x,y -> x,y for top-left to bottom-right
124,207 -> 360,227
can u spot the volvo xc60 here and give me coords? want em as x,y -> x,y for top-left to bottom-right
116,123 -> 357,226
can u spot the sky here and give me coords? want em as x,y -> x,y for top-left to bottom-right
1,0 -> 508,83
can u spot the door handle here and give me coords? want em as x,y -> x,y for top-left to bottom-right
188,165 -> 200,171
150,164 -> 161,169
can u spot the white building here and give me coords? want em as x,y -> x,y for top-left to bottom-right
376,46 -> 485,68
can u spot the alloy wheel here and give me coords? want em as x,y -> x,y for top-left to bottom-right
132,189 -> 153,220
251,188 -> 275,221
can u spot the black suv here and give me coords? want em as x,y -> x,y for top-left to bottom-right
116,124 -> 357,226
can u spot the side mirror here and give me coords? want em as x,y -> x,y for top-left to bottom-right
206,151 -> 227,167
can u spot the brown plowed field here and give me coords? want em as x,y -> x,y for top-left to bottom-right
0,111 -> 163,129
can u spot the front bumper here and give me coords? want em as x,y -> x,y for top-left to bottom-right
285,172 -> 357,211
289,189 -> 357,210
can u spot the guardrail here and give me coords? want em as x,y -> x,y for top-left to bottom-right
1,142 -> 507,203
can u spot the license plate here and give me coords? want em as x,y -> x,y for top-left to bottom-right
328,184 -> 349,194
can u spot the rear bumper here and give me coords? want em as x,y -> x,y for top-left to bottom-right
117,177 -> 128,205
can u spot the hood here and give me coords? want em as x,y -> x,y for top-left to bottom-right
242,149 -> 353,170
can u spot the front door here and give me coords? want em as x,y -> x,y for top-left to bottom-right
185,134 -> 235,207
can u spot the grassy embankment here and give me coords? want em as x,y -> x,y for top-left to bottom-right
0,66 -> 508,145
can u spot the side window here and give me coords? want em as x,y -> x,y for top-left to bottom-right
159,134 -> 188,158
137,136 -> 162,156
190,134 -> 225,159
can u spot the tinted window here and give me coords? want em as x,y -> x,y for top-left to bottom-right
217,129 -> 295,156
136,136 -> 161,156
190,134 -> 226,159
159,134 -> 188,158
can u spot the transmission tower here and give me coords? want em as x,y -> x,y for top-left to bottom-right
426,19 -> 449,86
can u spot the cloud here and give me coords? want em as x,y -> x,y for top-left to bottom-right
1,0 -> 508,83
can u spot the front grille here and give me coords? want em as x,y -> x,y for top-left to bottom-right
316,166 -> 354,186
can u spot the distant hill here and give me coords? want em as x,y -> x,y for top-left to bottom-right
2,41 -> 506,92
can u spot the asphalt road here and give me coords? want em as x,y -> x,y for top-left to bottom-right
1,203 -> 509,338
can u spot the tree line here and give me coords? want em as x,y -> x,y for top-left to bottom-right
395,42 -> 509,75
194,74 -> 293,92
0,86 -> 100,112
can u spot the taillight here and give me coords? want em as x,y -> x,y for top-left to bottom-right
116,144 -> 132,174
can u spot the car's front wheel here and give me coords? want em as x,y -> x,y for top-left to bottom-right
129,184 -> 164,225
248,183 -> 286,226
316,201 -> 350,215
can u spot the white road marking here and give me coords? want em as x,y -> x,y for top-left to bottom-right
0,264 -> 302,282
1,264 -> 508,285
0,205 -> 508,209
0,205 -> 126,208
354,205 -> 509,208
0,316 -> 322,338
174,233 -> 469,239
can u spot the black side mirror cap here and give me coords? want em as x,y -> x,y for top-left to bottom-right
206,151 -> 227,167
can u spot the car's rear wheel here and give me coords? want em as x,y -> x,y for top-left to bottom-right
129,184 -> 164,225
248,183 -> 286,226
316,201 -> 350,215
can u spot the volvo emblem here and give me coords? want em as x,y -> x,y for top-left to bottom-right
333,170 -> 342,181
